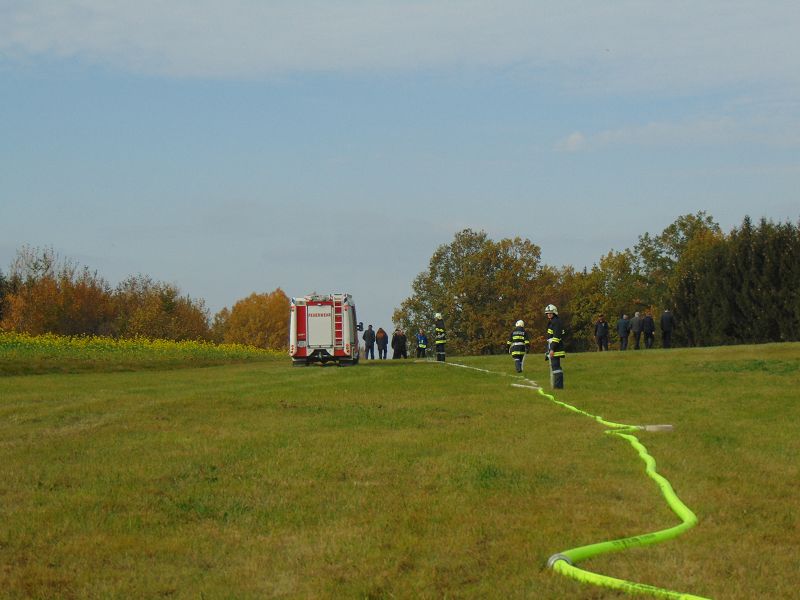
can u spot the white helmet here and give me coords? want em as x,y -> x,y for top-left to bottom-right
515,320 -> 524,327
544,304 -> 558,315
435,312 -> 442,319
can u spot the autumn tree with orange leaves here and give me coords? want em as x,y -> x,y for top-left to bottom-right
0,246 -> 116,336
0,246 -> 210,341
220,289 -> 290,350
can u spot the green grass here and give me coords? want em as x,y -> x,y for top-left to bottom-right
1,339 -> 799,598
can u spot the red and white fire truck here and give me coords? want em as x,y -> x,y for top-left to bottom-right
289,293 -> 362,366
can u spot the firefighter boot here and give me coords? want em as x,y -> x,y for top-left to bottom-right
550,357 -> 563,389
552,370 -> 564,389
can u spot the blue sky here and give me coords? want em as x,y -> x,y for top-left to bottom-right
2,1 -> 799,332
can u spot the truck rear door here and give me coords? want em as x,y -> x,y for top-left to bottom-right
307,303 -> 334,348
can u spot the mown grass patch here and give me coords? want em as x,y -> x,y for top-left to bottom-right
1,344 -> 798,598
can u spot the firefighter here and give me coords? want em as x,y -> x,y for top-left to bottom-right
434,312 -> 447,362
507,320 -> 530,373
545,304 -> 565,389
416,329 -> 428,358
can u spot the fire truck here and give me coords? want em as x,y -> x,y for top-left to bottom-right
289,293 -> 363,366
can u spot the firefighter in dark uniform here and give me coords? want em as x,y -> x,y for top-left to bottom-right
434,312 -> 447,362
507,319 -> 531,373
545,304 -> 565,389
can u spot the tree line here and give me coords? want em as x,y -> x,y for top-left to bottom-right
3,212 -> 798,353
0,246 -> 289,349
393,212 -> 800,354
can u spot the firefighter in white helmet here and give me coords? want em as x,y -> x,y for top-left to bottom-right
544,304 -> 565,389
507,319 -> 531,373
434,312 -> 447,362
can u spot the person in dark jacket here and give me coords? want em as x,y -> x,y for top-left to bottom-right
507,320 -> 531,373
616,314 -> 630,351
660,309 -> 675,348
642,311 -> 656,349
630,311 -> 643,349
415,329 -> 428,358
375,327 -> 389,359
594,314 -> 610,351
545,304 -> 565,389
391,328 -> 408,359
434,313 -> 447,362
362,324 -> 376,359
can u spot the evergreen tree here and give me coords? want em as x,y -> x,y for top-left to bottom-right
671,228 -> 728,345
671,216 -> 800,346
634,211 -> 722,312
777,220 -> 800,341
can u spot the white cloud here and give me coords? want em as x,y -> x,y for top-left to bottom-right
555,131 -> 587,152
2,0 -> 800,95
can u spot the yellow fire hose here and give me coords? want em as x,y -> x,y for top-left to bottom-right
440,362 -> 709,598
525,384 -> 710,599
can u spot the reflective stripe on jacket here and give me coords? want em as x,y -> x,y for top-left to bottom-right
546,316 -> 566,358
507,326 -> 530,356
434,319 -> 447,345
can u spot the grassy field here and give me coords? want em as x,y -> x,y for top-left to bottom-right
1,336 -> 799,598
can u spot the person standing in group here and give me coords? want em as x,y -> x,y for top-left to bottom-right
642,311 -> 656,349
362,324 -> 376,360
630,311 -> 643,349
594,314 -> 610,351
507,319 -> 530,373
434,312 -> 447,362
391,327 -> 408,359
415,329 -> 428,358
660,309 -> 675,348
375,327 -> 389,359
616,314 -> 631,351
545,304 -> 565,389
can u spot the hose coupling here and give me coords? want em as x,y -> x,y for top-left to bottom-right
547,553 -> 573,568
642,424 -> 674,432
